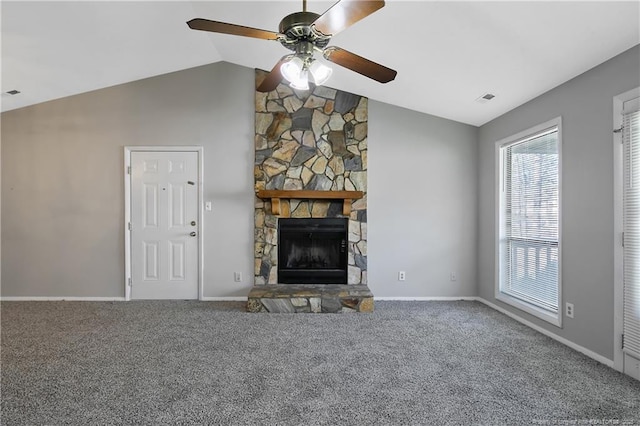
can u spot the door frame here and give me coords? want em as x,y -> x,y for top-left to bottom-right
124,146 -> 204,301
613,88 -> 640,372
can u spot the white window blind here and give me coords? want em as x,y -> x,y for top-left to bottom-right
501,127 -> 560,314
623,105 -> 640,358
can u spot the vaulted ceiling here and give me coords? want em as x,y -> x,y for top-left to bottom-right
2,1 -> 639,126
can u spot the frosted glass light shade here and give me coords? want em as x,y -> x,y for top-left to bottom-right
280,56 -> 304,83
309,60 -> 332,85
289,69 -> 309,90
281,56 -> 309,90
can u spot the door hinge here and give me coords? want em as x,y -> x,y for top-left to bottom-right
622,232 -> 625,247
622,334 -> 625,349
127,166 -> 131,175
128,277 -> 132,287
128,222 -> 132,231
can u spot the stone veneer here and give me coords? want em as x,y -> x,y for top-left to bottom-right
253,69 -> 368,288
247,285 -> 374,313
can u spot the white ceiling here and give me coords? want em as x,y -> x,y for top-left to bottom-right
2,1 -> 639,126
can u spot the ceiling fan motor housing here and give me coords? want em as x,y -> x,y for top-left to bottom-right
278,11 -> 331,52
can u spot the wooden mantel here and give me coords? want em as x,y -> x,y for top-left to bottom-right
257,190 -> 364,216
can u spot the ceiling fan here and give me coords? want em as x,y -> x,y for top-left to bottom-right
187,0 -> 397,92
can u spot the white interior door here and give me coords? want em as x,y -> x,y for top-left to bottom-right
130,151 -> 199,299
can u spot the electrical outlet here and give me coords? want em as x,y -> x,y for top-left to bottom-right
234,272 -> 242,282
566,302 -> 574,318
398,271 -> 406,281
450,272 -> 457,281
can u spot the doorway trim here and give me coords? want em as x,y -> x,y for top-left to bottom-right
613,87 -> 640,372
124,146 -> 204,301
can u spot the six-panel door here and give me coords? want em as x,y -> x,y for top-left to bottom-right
130,151 -> 199,299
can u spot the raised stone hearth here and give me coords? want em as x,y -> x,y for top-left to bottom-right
247,284 -> 373,313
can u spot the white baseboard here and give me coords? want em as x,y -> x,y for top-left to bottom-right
476,297 -> 614,368
0,297 -> 126,301
200,297 -> 248,301
375,296 -> 477,301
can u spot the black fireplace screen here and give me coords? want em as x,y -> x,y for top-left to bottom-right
278,218 -> 348,284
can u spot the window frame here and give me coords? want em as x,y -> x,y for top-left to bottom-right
495,117 -> 563,327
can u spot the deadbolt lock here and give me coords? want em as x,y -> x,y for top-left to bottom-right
191,221 -> 196,226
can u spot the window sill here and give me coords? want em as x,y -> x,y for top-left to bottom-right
496,292 -> 562,328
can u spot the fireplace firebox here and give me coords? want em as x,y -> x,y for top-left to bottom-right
278,218 -> 348,284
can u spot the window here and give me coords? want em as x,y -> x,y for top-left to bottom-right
497,117 -> 561,326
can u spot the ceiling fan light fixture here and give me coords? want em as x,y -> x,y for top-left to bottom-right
281,55 -> 332,90
309,60 -> 332,86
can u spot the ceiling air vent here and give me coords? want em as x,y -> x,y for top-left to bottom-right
476,93 -> 496,104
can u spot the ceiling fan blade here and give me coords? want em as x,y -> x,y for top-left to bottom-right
187,18 -> 280,40
312,0 -> 385,36
323,46 -> 397,83
257,58 -> 288,92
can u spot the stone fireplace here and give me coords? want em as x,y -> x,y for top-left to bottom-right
247,69 -> 373,313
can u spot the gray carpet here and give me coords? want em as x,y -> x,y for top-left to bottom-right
1,301 -> 638,425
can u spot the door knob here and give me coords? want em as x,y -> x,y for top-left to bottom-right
190,232 -> 197,237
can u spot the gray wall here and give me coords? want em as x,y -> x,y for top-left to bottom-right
1,62 -> 256,298
1,61 -> 479,299
477,45 -> 640,359
368,102 -> 478,297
